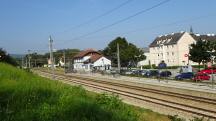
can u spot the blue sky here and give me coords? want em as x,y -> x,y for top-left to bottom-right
0,0 -> 216,54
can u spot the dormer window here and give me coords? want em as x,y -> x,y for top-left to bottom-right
166,38 -> 171,43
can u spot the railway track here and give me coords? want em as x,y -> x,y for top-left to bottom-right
35,70 -> 216,120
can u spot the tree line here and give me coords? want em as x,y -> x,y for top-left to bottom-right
0,48 -> 18,66
2,36 -> 216,69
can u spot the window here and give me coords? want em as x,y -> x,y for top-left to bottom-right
172,45 -> 174,48
167,45 -> 169,49
172,52 -> 174,56
167,52 -> 169,56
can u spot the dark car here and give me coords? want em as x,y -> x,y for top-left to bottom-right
144,70 -> 159,77
132,70 -> 147,76
159,71 -> 172,77
175,72 -> 194,80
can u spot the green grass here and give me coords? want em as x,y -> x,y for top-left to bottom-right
0,63 -> 170,121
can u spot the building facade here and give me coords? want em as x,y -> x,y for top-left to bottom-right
73,49 -> 111,71
147,32 -> 216,66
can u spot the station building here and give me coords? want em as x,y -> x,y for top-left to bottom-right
73,49 -> 111,71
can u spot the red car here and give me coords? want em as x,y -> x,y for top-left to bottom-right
199,68 -> 216,74
193,73 -> 210,81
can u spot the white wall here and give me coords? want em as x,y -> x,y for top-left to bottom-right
138,52 -> 150,66
74,56 -> 111,71
93,57 -> 111,67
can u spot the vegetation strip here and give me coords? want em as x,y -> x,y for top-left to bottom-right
0,63 -> 171,121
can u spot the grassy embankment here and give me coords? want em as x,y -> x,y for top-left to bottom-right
0,63 -> 169,121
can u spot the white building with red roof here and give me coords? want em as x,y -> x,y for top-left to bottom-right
73,49 -> 111,71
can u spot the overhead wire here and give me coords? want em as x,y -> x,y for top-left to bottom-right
57,13 -> 216,45
56,0 -> 135,34
63,0 -> 171,42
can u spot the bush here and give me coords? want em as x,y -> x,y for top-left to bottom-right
189,117 -> 205,121
96,93 -> 122,109
0,48 -> 18,66
168,115 -> 186,121
141,65 -> 152,69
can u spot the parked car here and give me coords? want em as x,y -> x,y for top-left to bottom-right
140,70 -> 148,76
132,70 -> 147,76
175,72 -> 194,80
193,73 -> 210,81
144,70 -> 159,77
159,71 -> 172,77
199,68 -> 216,74
124,70 -> 133,75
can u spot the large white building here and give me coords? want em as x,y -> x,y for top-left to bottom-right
139,31 -> 216,66
73,49 -> 111,71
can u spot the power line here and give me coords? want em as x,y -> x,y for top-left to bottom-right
113,13 -> 216,35
65,0 -> 171,42
57,13 -> 215,44
58,0 -> 134,34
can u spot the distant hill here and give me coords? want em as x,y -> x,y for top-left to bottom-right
10,54 -> 25,59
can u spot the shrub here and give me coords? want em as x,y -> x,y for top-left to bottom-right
168,115 -> 186,121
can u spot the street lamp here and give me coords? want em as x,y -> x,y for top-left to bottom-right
188,45 -> 192,65
28,50 -> 31,69
207,51 -> 215,89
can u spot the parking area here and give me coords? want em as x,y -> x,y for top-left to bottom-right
119,67 -> 216,83
69,70 -> 216,93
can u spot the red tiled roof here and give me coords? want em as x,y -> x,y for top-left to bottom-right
89,54 -> 103,63
73,49 -> 101,58
83,54 -> 103,63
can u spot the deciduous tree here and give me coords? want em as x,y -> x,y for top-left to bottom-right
103,37 -> 145,67
0,48 -> 18,66
189,39 -> 211,69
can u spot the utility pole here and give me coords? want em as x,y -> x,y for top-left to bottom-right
35,60 -> 37,68
63,50 -> 66,74
25,57 -> 28,68
49,36 -> 55,79
28,50 -> 31,69
117,43 -> 121,74
21,57 -> 24,69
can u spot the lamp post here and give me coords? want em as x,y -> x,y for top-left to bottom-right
207,51 -> 215,89
210,56 -> 214,89
28,50 -> 31,69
